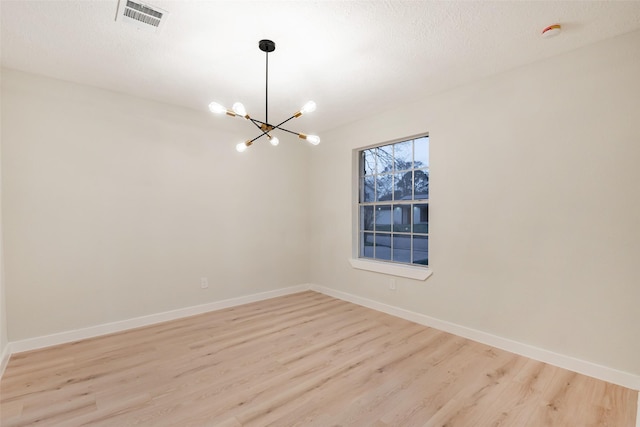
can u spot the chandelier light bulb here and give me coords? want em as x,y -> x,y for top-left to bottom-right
208,102 -> 226,114
269,136 -> 280,146
236,142 -> 248,152
232,102 -> 247,117
306,135 -> 321,145
300,101 -> 317,114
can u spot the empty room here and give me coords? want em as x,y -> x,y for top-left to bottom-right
1,1 -> 639,426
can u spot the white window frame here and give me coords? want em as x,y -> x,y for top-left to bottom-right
350,134 -> 432,281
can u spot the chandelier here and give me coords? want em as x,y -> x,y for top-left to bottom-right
208,39 -> 320,152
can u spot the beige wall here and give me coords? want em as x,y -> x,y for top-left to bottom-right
0,257 -> 6,362
0,67 -> 7,359
309,30 -> 640,375
1,69 -> 310,341
0,235 -> 6,362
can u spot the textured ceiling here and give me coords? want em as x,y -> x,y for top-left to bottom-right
2,1 -> 640,135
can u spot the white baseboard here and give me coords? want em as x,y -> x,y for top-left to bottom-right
8,285 -> 311,355
310,284 -> 640,391
0,342 -> 10,379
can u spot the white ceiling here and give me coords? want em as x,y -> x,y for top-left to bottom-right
2,1 -> 640,135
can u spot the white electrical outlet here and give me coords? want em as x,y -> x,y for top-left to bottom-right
200,277 -> 209,289
389,279 -> 397,291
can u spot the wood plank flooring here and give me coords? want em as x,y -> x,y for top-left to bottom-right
1,291 -> 637,426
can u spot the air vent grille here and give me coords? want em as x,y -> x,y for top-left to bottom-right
124,1 -> 162,27
116,0 -> 168,33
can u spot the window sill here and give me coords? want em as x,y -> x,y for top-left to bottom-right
348,258 -> 433,280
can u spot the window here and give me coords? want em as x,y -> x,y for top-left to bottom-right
358,135 -> 429,266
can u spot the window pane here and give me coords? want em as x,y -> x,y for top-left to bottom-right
414,136 -> 429,169
362,149 -> 376,176
376,146 -> 394,174
414,169 -> 429,200
360,206 -> 374,231
394,140 -> 412,171
375,205 -> 391,232
413,204 -> 429,234
375,233 -> 392,260
393,235 -> 411,263
376,174 -> 393,201
361,232 -> 374,258
394,172 -> 412,201
392,205 -> 411,232
412,235 -> 428,265
361,176 -> 375,202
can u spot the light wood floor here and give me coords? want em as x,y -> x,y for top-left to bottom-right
1,291 -> 637,426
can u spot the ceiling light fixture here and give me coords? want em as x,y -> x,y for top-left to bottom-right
209,40 -> 320,152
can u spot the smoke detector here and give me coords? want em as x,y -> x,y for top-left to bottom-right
116,0 -> 168,33
541,24 -> 562,38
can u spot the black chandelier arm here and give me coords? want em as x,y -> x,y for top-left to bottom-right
248,117 -> 265,132
249,118 -> 269,128
272,114 -> 297,130
247,130 -> 269,145
245,117 -> 283,144
251,113 -> 298,132
243,124 -> 303,144
248,114 -> 308,142
247,118 -> 281,144
271,126 -> 300,137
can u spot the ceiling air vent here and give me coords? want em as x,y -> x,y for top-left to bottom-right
116,0 -> 168,33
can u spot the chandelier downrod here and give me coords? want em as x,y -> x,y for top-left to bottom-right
260,40 -> 274,126
266,49 -> 268,125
